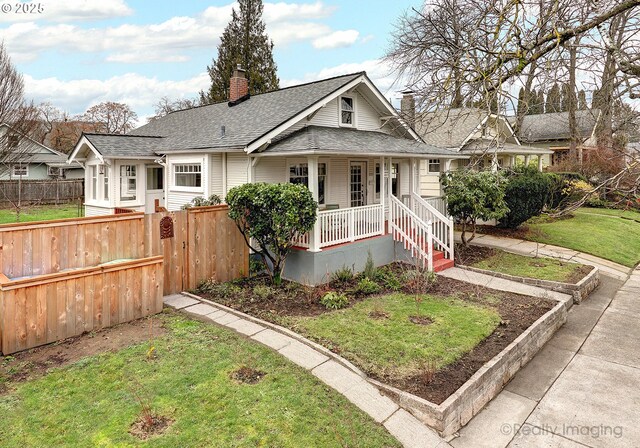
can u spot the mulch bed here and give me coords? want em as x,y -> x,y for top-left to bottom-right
231,366 -> 267,385
198,263 -> 555,405
129,415 -> 173,440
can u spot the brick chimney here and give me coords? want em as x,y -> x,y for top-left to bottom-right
400,89 -> 416,127
229,65 -> 249,102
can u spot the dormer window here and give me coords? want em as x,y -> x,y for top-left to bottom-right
340,96 -> 354,126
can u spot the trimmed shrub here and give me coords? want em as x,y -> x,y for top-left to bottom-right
182,194 -> 222,210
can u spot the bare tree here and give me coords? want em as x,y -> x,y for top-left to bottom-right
387,0 -> 640,210
81,102 -> 138,134
0,42 -> 41,221
149,96 -> 199,121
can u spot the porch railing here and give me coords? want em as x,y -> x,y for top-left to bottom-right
389,195 -> 433,270
422,196 -> 448,216
294,203 -> 384,250
410,193 -> 454,260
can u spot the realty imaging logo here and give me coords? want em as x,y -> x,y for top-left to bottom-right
500,423 -> 623,440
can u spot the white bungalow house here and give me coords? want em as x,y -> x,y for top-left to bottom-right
411,106 -> 553,195
68,70 -> 468,282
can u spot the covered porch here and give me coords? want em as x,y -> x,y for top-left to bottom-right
461,139 -> 553,171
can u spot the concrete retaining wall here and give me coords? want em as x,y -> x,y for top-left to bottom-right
371,298 -> 569,438
458,264 -> 600,304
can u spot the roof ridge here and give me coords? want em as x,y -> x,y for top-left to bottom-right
165,72 -> 365,116
84,132 -> 164,138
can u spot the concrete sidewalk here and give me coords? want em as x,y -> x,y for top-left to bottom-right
455,232 -> 632,281
450,266 -> 640,448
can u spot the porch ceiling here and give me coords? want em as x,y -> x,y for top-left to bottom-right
259,125 -> 465,158
460,138 -> 553,155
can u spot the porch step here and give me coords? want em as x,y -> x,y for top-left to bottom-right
433,257 -> 455,272
432,250 -> 445,261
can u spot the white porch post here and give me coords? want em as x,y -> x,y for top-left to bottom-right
307,156 -> 321,252
380,156 -> 386,235
537,155 -> 544,172
408,158 -> 415,209
524,155 -> 531,167
491,153 -> 499,172
509,155 -> 516,167
445,159 -> 452,172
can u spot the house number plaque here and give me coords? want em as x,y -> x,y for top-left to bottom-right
160,216 -> 174,239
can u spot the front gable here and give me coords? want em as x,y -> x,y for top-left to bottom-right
247,74 -> 420,153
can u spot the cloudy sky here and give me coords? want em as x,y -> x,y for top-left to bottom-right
0,0 -> 416,121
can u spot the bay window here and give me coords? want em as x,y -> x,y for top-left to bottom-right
120,165 -> 137,201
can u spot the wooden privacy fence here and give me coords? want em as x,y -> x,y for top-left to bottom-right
0,179 -> 84,205
0,205 -> 248,354
145,205 -> 249,295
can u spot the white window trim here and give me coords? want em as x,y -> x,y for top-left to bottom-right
286,159 -> 329,206
428,159 -> 441,174
171,162 -> 204,193
116,162 -> 143,205
12,164 -> 29,178
339,95 -> 355,128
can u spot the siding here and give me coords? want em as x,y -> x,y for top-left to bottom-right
210,153 -> 223,197
226,153 -> 249,189
84,204 -> 112,217
420,161 -> 442,197
167,191 -> 200,211
255,157 -> 286,183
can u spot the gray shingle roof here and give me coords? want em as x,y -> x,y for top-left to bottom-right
127,73 -> 363,152
261,126 -> 463,157
414,108 -> 487,148
517,110 -> 600,142
83,133 -> 163,158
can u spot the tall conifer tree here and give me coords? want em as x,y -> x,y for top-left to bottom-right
201,0 -> 279,104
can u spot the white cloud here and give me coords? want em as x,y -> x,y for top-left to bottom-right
0,1 -> 364,64
0,0 -> 132,23
283,59 -> 404,98
312,30 -> 359,50
23,72 -> 210,117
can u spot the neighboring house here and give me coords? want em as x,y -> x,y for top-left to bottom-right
69,69 -> 467,280
515,109 -> 600,165
0,123 -> 84,180
410,105 -> 552,194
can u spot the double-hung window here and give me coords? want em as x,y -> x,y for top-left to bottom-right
340,96 -> 354,126
428,159 -> 441,173
12,164 -> 28,178
174,163 -> 202,188
120,165 -> 137,201
103,166 -> 109,200
288,162 -> 327,205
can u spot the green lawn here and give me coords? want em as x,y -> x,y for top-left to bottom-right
471,250 -> 586,283
526,207 -> 640,268
0,204 -> 81,224
0,312 -> 399,448
285,294 -> 500,379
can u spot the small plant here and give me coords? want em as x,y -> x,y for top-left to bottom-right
249,257 -> 266,276
363,251 -> 377,280
374,267 -> 402,291
198,280 -> 242,298
320,291 -> 349,310
253,284 -> 275,300
355,277 -> 381,295
419,359 -> 439,384
181,194 -> 222,210
331,265 -> 354,283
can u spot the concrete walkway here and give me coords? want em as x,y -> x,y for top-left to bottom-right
163,293 -> 450,448
455,231 -> 632,281
449,265 -> 640,448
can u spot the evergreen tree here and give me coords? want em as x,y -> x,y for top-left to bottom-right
517,87 -> 527,117
560,83 -> 573,112
545,83 -> 562,113
201,0 -> 279,104
537,89 -> 545,114
578,90 -> 587,110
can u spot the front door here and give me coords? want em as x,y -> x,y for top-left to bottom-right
145,166 -> 164,213
350,161 -> 367,207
